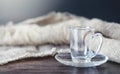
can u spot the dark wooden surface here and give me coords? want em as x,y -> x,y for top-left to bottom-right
0,57 -> 119,74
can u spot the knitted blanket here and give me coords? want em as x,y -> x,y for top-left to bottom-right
0,12 -> 120,65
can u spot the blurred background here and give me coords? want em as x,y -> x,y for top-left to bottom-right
0,0 -> 120,24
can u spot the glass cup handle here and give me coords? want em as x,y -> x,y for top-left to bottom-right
92,33 -> 103,57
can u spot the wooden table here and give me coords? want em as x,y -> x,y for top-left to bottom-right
0,57 -> 119,74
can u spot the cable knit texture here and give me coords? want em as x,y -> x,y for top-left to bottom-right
0,12 -> 120,65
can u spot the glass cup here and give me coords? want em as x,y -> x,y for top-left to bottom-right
69,26 -> 103,63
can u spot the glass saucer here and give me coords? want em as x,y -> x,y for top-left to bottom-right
55,53 -> 108,67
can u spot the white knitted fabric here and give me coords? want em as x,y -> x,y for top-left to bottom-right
0,12 -> 120,65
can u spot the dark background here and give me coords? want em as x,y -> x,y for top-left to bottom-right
0,0 -> 120,24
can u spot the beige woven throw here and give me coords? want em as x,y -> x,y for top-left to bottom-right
0,12 -> 120,65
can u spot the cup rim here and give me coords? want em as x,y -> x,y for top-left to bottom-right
69,26 -> 95,31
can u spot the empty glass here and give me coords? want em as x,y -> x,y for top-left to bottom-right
69,27 -> 103,63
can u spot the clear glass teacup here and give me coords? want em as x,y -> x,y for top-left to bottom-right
69,26 -> 103,63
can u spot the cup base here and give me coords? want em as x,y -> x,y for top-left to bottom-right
72,57 -> 91,63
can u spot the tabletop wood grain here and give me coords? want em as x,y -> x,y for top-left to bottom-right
0,57 -> 119,74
